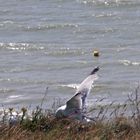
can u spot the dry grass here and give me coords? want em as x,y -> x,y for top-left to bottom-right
0,86 -> 140,140
0,117 -> 140,140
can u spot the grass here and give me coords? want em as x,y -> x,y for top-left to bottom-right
0,86 -> 140,140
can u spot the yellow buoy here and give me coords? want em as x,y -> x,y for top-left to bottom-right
93,50 -> 99,57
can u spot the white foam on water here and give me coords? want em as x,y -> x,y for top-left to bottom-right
119,60 -> 140,66
59,84 -> 80,89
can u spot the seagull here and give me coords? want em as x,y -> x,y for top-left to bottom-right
55,67 -> 99,122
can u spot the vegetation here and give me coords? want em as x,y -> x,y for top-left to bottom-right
0,86 -> 140,140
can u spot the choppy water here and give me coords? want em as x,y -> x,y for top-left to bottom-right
0,0 -> 140,109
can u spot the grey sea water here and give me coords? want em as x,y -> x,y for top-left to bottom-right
0,0 -> 140,109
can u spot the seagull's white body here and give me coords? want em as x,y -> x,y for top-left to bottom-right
55,67 -> 99,122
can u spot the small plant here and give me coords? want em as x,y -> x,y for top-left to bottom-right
128,86 -> 140,130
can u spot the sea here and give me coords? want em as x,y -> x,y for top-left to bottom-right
0,0 -> 140,110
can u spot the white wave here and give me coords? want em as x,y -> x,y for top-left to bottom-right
3,95 -> 24,104
77,0 -> 138,6
131,62 -> 140,66
0,88 -> 15,93
119,60 -> 140,66
7,95 -> 22,99
24,23 -> 78,31
0,43 -> 47,53
60,84 -> 80,89
119,60 -> 131,66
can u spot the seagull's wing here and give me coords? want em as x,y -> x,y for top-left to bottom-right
66,67 -> 99,111
76,67 -> 99,95
66,92 -> 82,110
